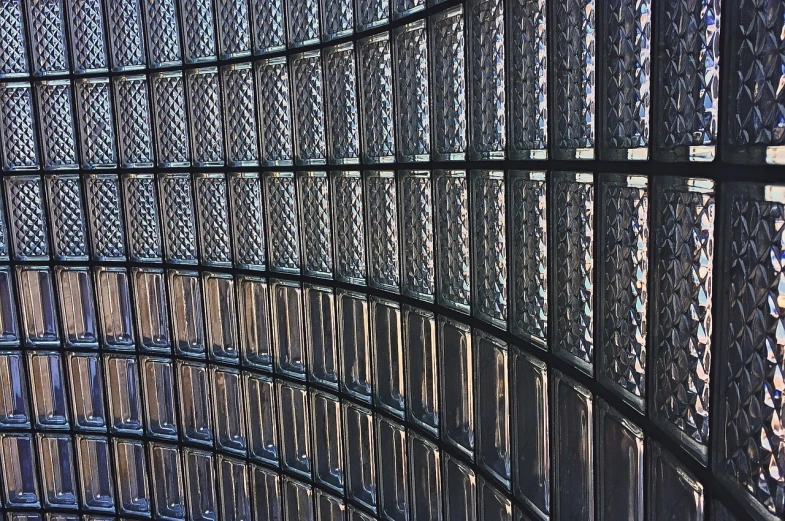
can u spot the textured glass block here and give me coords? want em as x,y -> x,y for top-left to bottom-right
304,284 -> 338,388
0,351 -> 30,428
143,0 -> 182,67
291,51 -> 327,165
55,267 -> 97,347
471,170 -> 507,327
66,352 -> 105,431
177,361 -> 213,445
359,34 -> 396,163
394,21 -> 431,162
596,401 -> 643,521
553,371 -> 594,521
132,269 -> 170,351
271,279 -> 306,377
288,0 -> 321,47
332,171 -> 367,284
315,490 -> 345,521
186,68 -> 225,166
507,0 -> 547,158
0,0 -> 28,77
27,351 -> 68,428
85,174 -> 126,261
475,332 -> 510,487
478,479 -> 512,521
160,173 -> 199,264
105,354 -> 142,433
68,0 -> 108,73
237,275 -> 272,370
222,64 -> 260,165
35,80 -> 78,170
169,271 -> 206,357
215,0 -> 252,58
202,272 -> 239,363
435,170 -> 471,312
597,175 -> 648,410
0,269 -> 18,346
321,0 -> 353,40
408,434 -> 441,521
252,466 -> 283,521
467,0 -> 505,159
438,317 -> 473,457
404,307 -> 438,434
338,291 -> 372,401
179,0 -> 217,63
0,82 -> 39,170
75,435 -> 114,512
244,373 -> 278,464
228,173 -> 266,270
442,453 -> 476,521
552,172 -> 594,373
393,0 -> 424,18
1,433 -> 40,507
654,0 -> 719,162
283,478 -> 314,521
16,266 -> 58,347
278,382 -> 312,478
6,175 -> 49,261
552,0 -> 595,159
723,0 -> 785,164
113,439 -> 150,515
265,172 -> 301,273
184,449 -> 217,521
148,443 -> 185,520
324,43 -> 360,164
123,174 -> 163,262
366,171 -> 400,291
256,58 -> 294,166
311,389 -> 343,492
218,457 -> 251,521
650,177 -> 714,460
106,0 -> 146,71
343,403 -> 376,512
95,267 -> 134,349
27,0 -> 69,75
356,0 -> 389,30
195,173 -> 233,267
376,416 -> 408,521
250,0 -> 286,54
509,171 -> 547,345
371,298 -> 404,416
151,72 -> 190,167
38,435 -> 79,510
649,441 -> 704,521
298,172 -> 334,278
399,171 -> 434,301
114,75 -> 154,168
74,78 -> 117,169
211,366 -> 246,454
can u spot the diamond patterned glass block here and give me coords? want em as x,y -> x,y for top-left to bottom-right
552,172 -> 594,373
288,0 -> 321,47
291,51 -> 327,165
186,68 -> 225,166
598,175 -> 648,410
0,82 -> 39,171
324,43 -> 360,164
195,173 -> 232,267
159,173 -> 198,264
256,58 -> 294,166
321,0 -> 353,40
332,171 -> 366,285
44,174 -> 88,261
357,0 -> 389,30
68,0 -> 108,73
552,0 -> 595,159
152,72 -> 191,167
222,63 -> 260,166
114,75 -> 154,168
5,175 -> 48,261
250,0 -> 286,54
228,173 -> 266,270
0,0 -> 28,77
106,0 -> 146,71
216,0 -> 252,58
359,34 -> 396,163
85,173 -> 126,261
298,172 -> 333,278
123,174 -> 163,262
394,21 -> 431,162
35,80 -> 77,170
179,0 -> 217,63
75,78 -> 117,169
435,170 -> 470,313
27,0 -> 69,75
400,170 -> 434,301
366,171 -> 400,292
265,172 -> 301,274
143,0 -> 182,67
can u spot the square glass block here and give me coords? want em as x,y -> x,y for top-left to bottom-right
322,0 -> 354,40
376,416 -> 408,521
160,173 -> 198,264
438,316 -> 474,458
408,434 -> 442,521
74,78 -> 118,169
366,171 -> 400,291
400,170 -> 435,301
304,284 -> 339,388
310,389 -> 344,492
215,0 -> 252,59
38,434 -> 78,509
251,0 -> 286,54
211,366 -> 247,455
324,43 -> 360,165
551,172 -> 594,374
105,0 -> 145,71
404,306 -> 438,434
598,0 -> 650,160
0,82 -> 39,171
393,20 -> 431,162
648,441 -> 704,521
597,174 -> 648,410
553,371 -> 594,521
291,51 -> 327,165
177,360 -> 213,445
256,58 -> 294,166
94,266 -> 134,349
236,275 -> 272,370
169,270 -> 206,357
0,351 -> 30,428
228,172 -> 266,270
649,176 -> 714,462
27,0 -> 69,75
596,401 -> 643,521
356,0 -> 389,30
186,67 -> 225,166
16,266 -> 59,347
551,0 -> 595,159
475,331 -> 510,488
184,449 -> 217,521
337,290 -> 372,401
358,33 -> 396,163
277,381 -> 312,478
0,0 -> 29,77
151,71 -> 191,167
288,0 -> 321,47
442,453 -> 476,521
1,433 -> 41,507
179,0 -> 217,63
35,80 -> 78,170
371,298 -> 404,417
343,403 -> 377,512
332,171 -> 367,285
298,172 -> 334,278
653,0 -> 719,162
270,279 -> 306,377
143,0 -> 182,67
113,75 -> 154,168
265,172 -> 301,274
6,175 -> 49,261
222,63 -> 260,166
68,0 -> 109,74
67,353 -> 105,431
434,170 -> 471,313
113,438 -> 151,515
123,174 -> 163,262
195,173 -> 233,267
56,266 -> 97,347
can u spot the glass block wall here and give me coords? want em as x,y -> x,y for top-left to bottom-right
0,0 -> 783,520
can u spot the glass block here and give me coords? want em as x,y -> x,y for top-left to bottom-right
148,442 -> 185,520
311,389 -> 344,492
106,0 -> 146,71
288,0 -> 321,47
66,353 -> 105,431
304,284 -> 338,388
394,20 -> 431,162
376,416 -> 408,521
291,51 -> 327,165
74,78 -> 117,169
653,0 -> 719,161
358,33 -> 396,163
6,175 -> 49,261
211,366 -> 246,454
151,71 -> 190,167
356,0 -> 389,30
184,449 -> 217,521
337,290 -> 372,401
400,170 -> 435,301
475,331 -> 510,488
113,439 -> 150,515
596,401 -> 643,521
237,275 -> 272,370
251,466 -> 283,521
16,266 -> 59,347
123,174 -> 163,262
68,0 -> 108,73
169,270 -> 206,356
0,270 -> 18,346
321,0 -> 353,40
35,80 -> 78,170
467,0 -> 505,159
140,356 -> 177,439
551,172 -> 594,373
179,0 -> 217,63
366,171 -> 400,291
343,403 -> 377,512
408,434 -> 441,521
228,172 -> 266,270
471,170 -> 507,327
75,435 -> 114,512
244,373 -> 278,464
511,350 -> 549,518
315,490 -> 345,521
404,306 -> 438,434
298,172 -> 334,278
202,272 -> 239,362
222,63 -> 260,166
218,456 -> 251,521
215,0 -> 252,58
553,371 -> 594,521
347,507 -> 374,521
195,173 -> 233,267
332,171 -> 367,285
177,360 -> 213,444
104,354 -> 143,434
143,0 -> 182,67
648,441 -> 704,521
324,43 -> 360,165
160,173 -> 198,264
442,453 -> 476,521
478,479 -> 512,521
599,0 -> 650,160
0,82 -> 39,171
270,279 -> 306,377
438,316 -> 474,457
283,478 -> 314,521
0,0 -> 28,77
649,176 -> 714,461
265,172 -> 301,274
371,298 -> 404,416
250,0 -> 286,54
256,58 -> 294,166
277,381 -> 312,478
27,0 -> 69,75
434,170 -> 471,313
509,171 -> 547,346
186,67 -> 225,166
95,267 -> 134,348
0,351 -> 30,428
113,75 -> 154,168
1,433 -> 40,507
552,0 -> 595,159
430,6 -> 467,160
130,274 -> 169,352
393,0 -> 424,18
27,350 -> 68,428
85,174 -> 126,260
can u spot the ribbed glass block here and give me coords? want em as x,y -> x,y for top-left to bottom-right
215,0 -> 252,58
95,267 -> 134,348
106,0 -> 146,71
141,356 -> 177,438
552,0 -> 595,159
0,0 -> 28,77
404,306 -> 438,434
222,63 -> 260,166
304,284 -> 338,388
359,34 -> 396,163
442,453 -> 476,521
288,0 -> 321,47
394,21 -> 431,162
278,381 -> 312,477
0,82 -> 39,171
113,438 -> 150,515
218,456 -> 251,521
132,269 -> 170,351
324,43 -> 361,164
479,479 -> 512,521
1,433 -> 40,507
250,0 -> 286,54
237,275 -> 272,370
143,0 -> 182,67
203,272 -> 239,363
475,331 -> 510,488
310,389 -> 343,491
408,434 -> 441,521
68,0 -> 108,74
283,477 -> 314,521
114,75 -> 154,168
343,403 -> 376,512
322,0 -> 354,40
212,366 -> 246,452
105,354 -> 142,432
371,298 -> 404,416
17,266 -> 59,347
256,58 -> 294,166
27,0 -> 69,76
357,0 -> 389,31
366,171 -> 400,291
179,0 -> 217,63
148,442 -> 185,520
332,171 -> 367,285
245,372 -> 278,463
438,317 -> 473,458
265,172 -> 301,274
186,68 -> 225,166
596,401 -> 643,521
66,352 -> 104,428
228,172 -> 266,270
75,78 -> 117,169
376,416 -> 408,521
435,170 -> 470,313
28,351 -> 69,428
298,172 -> 334,278
76,435 -> 114,512
169,271 -> 205,356
271,279 -> 306,377
337,290 -> 372,401
648,441 -> 704,521
183,449 -> 215,521
400,171 -> 435,301
177,361 -> 212,443
291,51 -> 327,165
